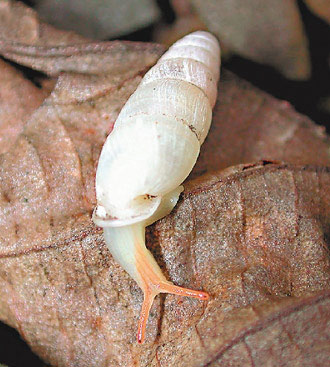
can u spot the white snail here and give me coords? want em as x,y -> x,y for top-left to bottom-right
93,31 -> 220,343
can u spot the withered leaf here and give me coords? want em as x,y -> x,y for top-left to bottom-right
0,2 -> 164,257
0,70 -> 329,365
0,69 -> 163,258
0,163 -> 329,367
153,0 -> 207,47
0,2 -> 329,366
34,0 -> 161,39
305,0 -> 330,24
0,0 -> 87,45
190,0 -> 311,80
0,59 -> 47,154
0,0 -> 164,76
192,70 -> 330,178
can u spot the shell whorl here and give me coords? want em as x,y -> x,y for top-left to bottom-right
93,31 -> 220,226
153,31 -> 220,107
139,31 -> 220,136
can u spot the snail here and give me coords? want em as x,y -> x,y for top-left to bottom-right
93,31 -> 220,343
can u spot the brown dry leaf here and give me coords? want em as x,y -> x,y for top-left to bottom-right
0,1 -> 329,366
147,162 -> 330,366
0,0 -> 164,76
0,0 -> 87,45
305,0 -> 330,23
34,0 -> 160,39
0,163 -> 329,367
190,0 -> 311,80
0,77 -> 329,365
0,1 -> 164,267
0,59 -> 163,260
192,70 -> 330,178
0,59 -> 47,154
154,0 -> 207,47
153,12 -> 206,47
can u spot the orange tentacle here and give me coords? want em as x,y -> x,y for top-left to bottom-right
137,289 -> 157,344
158,281 -> 209,300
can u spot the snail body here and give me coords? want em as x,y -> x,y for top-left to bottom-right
93,31 -> 220,343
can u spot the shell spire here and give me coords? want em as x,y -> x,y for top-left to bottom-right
93,31 -> 221,343
94,31 -> 220,226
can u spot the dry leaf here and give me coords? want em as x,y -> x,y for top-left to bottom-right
0,0 -> 164,76
0,0 -> 87,45
1,75 -> 329,365
305,0 -> 330,24
0,1 -> 329,366
147,163 -> 330,366
154,0 -> 207,47
0,72 -> 329,366
0,1 -> 164,261
0,59 -> 47,154
0,76 -> 163,257
153,13 -> 206,47
0,163 -> 329,367
192,70 -> 330,178
190,0 -> 311,80
34,0 -> 160,39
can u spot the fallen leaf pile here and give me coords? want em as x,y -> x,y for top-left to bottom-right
34,0 -> 160,40
19,0 -> 330,81
0,58 -> 47,154
0,1 -> 329,367
305,0 -> 330,23
157,0 -> 330,81
189,0 -> 311,80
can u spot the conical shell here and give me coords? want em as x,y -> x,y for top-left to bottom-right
93,31 -> 220,227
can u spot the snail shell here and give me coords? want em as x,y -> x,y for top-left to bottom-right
94,31 -> 220,226
93,31 -> 220,343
